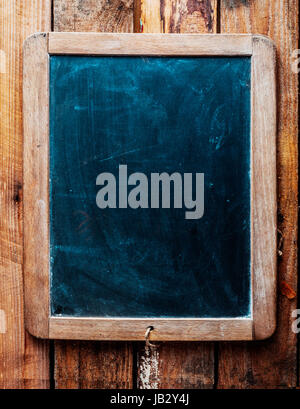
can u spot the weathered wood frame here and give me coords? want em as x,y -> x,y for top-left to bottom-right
23,32 -> 277,341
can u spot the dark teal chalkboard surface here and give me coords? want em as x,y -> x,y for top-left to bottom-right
49,55 -> 251,318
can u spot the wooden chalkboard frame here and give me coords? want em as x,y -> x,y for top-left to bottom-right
23,33 -> 277,341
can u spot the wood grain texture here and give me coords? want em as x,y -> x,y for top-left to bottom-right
136,0 -> 217,389
23,33 -> 50,340
251,35 -> 277,340
0,0 -> 51,389
54,0 -> 133,33
138,342 -> 215,389
55,341 -> 133,389
53,0 -> 134,390
49,318 -> 253,341
218,0 -> 298,388
135,0 -> 217,33
48,32 -> 253,55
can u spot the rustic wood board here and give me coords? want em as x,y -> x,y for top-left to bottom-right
53,0 -> 135,390
0,0 -> 51,388
135,0 -> 217,34
217,0 -> 298,389
23,33 -> 50,340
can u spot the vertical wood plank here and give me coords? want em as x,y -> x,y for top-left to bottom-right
135,0 -> 217,33
251,35 -> 277,340
138,343 -> 215,389
23,33 -> 50,340
0,0 -> 51,388
55,342 -> 133,389
54,0 -> 134,32
136,0 -> 217,389
53,0 -> 134,389
218,0 -> 298,388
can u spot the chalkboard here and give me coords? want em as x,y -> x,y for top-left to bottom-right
49,55 -> 251,318
23,33 -> 277,341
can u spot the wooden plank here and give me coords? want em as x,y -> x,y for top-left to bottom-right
136,0 -> 217,389
23,33 -> 50,339
251,35 -> 277,339
54,0 -> 134,33
135,0 -> 217,33
218,0 -> 298,388
55,341 -> 133,389
0,0 -> 51,389
50,318 -> 253,341
48,32 -> 253,55
137,342 -> 215,389
53,0 -> 134,390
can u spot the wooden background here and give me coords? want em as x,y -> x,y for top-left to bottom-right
0,0 -> 298,388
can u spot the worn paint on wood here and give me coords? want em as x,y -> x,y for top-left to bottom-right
138,345 -> 160,389
23,33 -> 50,340
53,0 -> 135,389
48,32 -> 253,56
138,342 -> 215,389
217,0 -> 298,389
0,0 -> 51,389
135,0 -> 217,33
